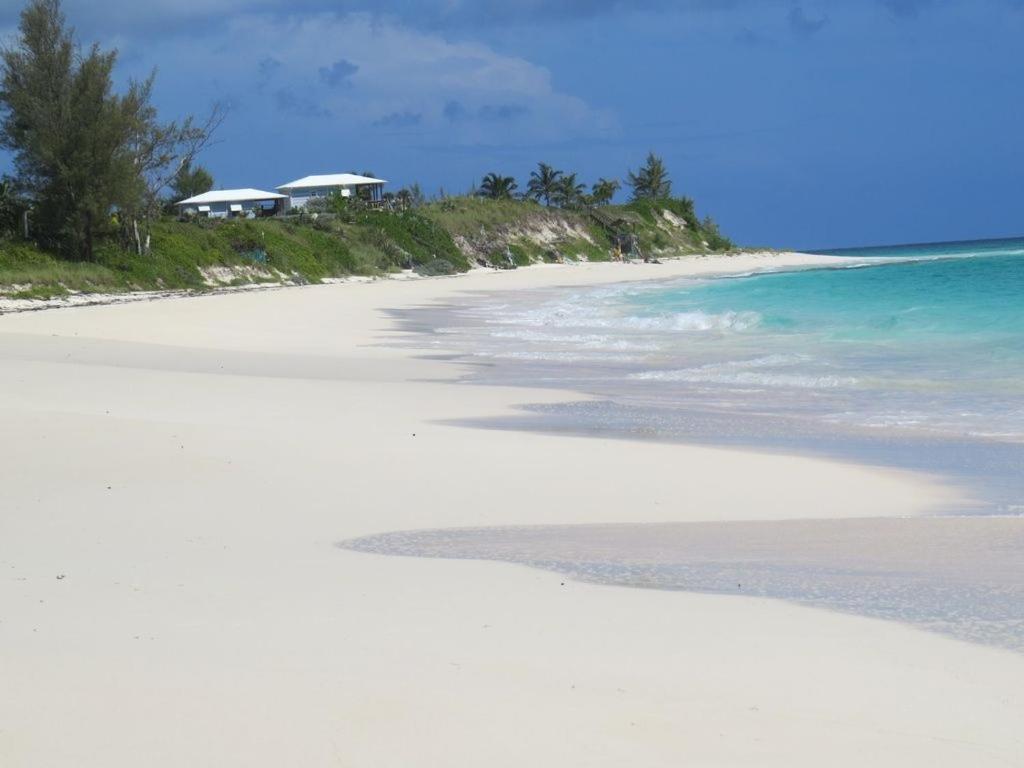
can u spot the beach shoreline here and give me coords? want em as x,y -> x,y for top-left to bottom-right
0,249 -> 845,316
2,251 -> 1023,766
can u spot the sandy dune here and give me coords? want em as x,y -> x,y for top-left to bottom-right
2,255 -> 1022,766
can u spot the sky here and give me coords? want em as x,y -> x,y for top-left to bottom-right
0,0 -> 1022,249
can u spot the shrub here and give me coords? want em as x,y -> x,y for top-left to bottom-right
414,258 -> 457,276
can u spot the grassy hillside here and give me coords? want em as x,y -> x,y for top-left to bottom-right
0,197 -> 735,300
419,196 -> 733,267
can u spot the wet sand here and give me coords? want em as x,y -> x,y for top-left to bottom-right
346,516 -> 1024,651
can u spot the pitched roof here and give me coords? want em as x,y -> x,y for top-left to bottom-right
176,189 -> 286,205
277,173 -> 387,190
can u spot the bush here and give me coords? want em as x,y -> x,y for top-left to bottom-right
505,244 -> 535,267
352,209 -> 469,271
303,198 -> 330,214
704,230 -> 734,251
625,197 -> 699,231
414,258 -> 457,276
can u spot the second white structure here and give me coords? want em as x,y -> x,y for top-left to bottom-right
277,173 -> 387,210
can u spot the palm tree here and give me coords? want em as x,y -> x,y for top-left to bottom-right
627,152 -> 672,200
526,162 -> 563,206
479,172 -> 518,199
591,178 -> 620,206
553,172 -> 586,208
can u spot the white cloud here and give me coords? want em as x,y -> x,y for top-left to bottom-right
38,0 -> 669,32
136,12 -> 617,145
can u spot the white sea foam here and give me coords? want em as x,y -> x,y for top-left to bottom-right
473,350 -> 645,363
622,310 -> 762,332
630,367 -> 858,389
702,353 -> 810,369
488,301 -> 761,334
487,329 -> 661,351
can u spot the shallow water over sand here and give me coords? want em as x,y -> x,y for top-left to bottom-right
344,517 -> 1024,653
362,248 -> 1024,650
392,251 -> 1024,513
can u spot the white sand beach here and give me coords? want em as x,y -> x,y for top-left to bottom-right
2,253 -> 1023,766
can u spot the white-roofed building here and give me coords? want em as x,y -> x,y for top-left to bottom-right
277,173 -> 387,210
175,189 -> 287,218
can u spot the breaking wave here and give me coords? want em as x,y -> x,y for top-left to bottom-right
629,369 -> 858,389
485,300 -> 761,334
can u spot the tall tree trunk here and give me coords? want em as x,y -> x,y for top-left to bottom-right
83,211 -> 94,262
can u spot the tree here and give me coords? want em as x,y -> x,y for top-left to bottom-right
1,0 -> 139,259
0,175 -> 28,236
627,152 -> 672,200
526,162 -> 562,206
170,161 -> 213,202
591,177 -> 620,206
701,214 -> 733,250
479,172 -> 518,199
0,0 -> 223,260
394,183 -> 425,209
407,182 -> 425,207
121,78 -> 225,254
553,172 -> 585,208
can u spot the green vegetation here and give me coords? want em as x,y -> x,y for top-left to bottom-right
345,208 -> 469,272
0,0 -> 736,302
0,240 -> 112,296
419,196 -> 543,236
0,211 -> 473,298
627,152 -> 672,200
0,0 -> 223,261
554,172 -> 586,208
478,173 -> 518,200
0,219 -> 352,296
526,163 -> 563,207
170,162 -> 215,204
625,196 -> 698,228
591,178 -> 621,206
0,193 -> 734,299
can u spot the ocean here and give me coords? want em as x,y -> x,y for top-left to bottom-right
358,238 -> 1024,651
413,237 -> 1024,513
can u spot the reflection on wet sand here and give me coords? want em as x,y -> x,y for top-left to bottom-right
344,516 -> 1024,652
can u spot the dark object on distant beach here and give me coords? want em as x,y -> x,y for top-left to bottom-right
414,258 -> 457,277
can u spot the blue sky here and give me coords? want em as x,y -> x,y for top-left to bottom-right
1,0 -> 1022,248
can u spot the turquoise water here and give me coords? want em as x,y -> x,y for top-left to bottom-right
373,238 -> 1024,650
414,236 -> 1024,510
620,240 -> 1024,436
645,245 -> 1024,348
360,238 -> 1024,653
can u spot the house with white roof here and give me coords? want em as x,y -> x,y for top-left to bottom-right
277,173 -> 387,210
175,189 -> 287,218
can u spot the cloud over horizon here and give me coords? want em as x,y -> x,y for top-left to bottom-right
127,11 -> 616,148
4,0 -> 997,40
